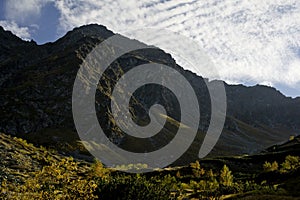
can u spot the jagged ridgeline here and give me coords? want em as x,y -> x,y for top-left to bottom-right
0,24 -> 300,164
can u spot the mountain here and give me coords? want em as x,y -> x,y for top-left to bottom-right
0,24 -> 299,164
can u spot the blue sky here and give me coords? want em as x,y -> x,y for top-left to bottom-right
0,0 -> 299,97
0,1 -> 60,43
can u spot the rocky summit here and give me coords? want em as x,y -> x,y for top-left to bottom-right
0,24 -> 299,164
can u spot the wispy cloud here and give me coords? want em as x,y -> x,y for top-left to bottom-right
53,0 -> 300,93
4,0 -> 51,24
0,20 -> 31,40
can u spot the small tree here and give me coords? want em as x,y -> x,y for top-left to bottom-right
289,135 -> 295,141
219,165 -> 233,187
206,169 -> 219,191
263,161 -> 278,172
280,155 -> 300,173
190,160 -> 205,178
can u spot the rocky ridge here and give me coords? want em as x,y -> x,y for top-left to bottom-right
0,24 -> 299,162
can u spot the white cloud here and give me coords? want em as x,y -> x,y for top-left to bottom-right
4,0 -> 51,24
46,1 -> 299,95
0,20 -> 31,40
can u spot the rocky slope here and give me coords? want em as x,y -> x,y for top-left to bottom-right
0,24 -> 299,163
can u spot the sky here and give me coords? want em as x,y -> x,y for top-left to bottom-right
0,0 -> 299,97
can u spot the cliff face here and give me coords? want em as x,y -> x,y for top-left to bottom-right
0,24 -> 299,162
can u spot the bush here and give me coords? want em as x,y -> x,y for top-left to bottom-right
280,155 -> 300,173
219,165 -> 233,187
97,174 -> 177,200
263,161 -> 278,172
190,160 -> 205,178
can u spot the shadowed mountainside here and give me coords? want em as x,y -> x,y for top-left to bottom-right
0,24 -> 299,164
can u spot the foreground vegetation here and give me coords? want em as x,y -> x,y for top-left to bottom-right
1,133 -> 300,199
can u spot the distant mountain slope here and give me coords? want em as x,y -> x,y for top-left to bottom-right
0,24 -> 299,163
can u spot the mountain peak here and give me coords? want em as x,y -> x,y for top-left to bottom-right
0,24 -> 299,161
53,24 -> 114,46
71,24 -> 113,36
0,26 -> 29,48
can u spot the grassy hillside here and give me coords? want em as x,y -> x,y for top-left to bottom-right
1,133 -> 300,199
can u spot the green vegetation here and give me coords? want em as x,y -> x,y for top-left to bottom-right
219,165 -> 234,187
1,158 -> 99,200
280,155 -> 300,173
263,155 -> 300,174
263,161 -> 279,172
1,133 -> 300,199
